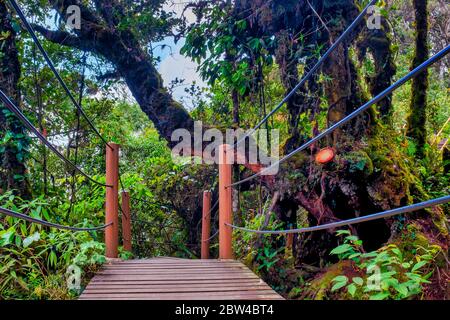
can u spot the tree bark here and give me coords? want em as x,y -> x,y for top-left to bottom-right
357,17 -> 396,118
407,0 -> 429,158
0,0 -> 31,198
34,0 -> 193,146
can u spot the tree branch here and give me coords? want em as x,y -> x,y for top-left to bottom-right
31,24 -> 88,51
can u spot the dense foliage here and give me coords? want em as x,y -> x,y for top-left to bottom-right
0,0 -> 448,300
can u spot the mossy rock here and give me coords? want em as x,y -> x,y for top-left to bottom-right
343,150 -> 374,176
302,260 -> 355,300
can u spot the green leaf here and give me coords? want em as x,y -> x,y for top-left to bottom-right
331,280 -> 348,292
347,283 -> 357,297
401,262 -> 411,268
352,277 -> 364,286
411,260 -> 428,272
348,253 -> 361,259
332,275 -> 348,283
331,275 -> 348,291
369,292 -> 390,300
330,244 -> 352,255
346,235 -> 359,242
394,283 -> 409,297
391,247 -> 402,258
0,227 -> 15,246
335,230 -> 351,236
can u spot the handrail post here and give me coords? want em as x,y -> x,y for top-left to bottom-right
105,143 -> 119,258
201,190 -> 212,259
121,191 -> 132,253
286,233 -> 293,249
219,144 -> 233,259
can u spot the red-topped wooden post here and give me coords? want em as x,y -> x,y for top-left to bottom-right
121,191 -> 132,252
219,144 -> 233,259
201,190 -> 212,259
105,143 -> 119,258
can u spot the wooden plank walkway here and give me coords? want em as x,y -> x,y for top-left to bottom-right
79,257 -> 283,300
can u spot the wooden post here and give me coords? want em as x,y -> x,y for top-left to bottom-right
105,143 -> 119,258
201,190 -> 212,259
286,233 -> 293,249
121,191 -> 132,252
219,144 -> 233,259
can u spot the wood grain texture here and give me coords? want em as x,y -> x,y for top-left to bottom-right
79,257 -> 283,300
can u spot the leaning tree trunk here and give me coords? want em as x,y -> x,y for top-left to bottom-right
33,0 -> 193,146
0,0 -> 31,198
407,0 -> 429,158
273,0 -> 406,266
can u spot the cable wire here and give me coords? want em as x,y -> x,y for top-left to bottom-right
232,0 -> 378,149
229,44 -> 450,187
0,88 -> 111,187
8,0 -> 112,149
226,195 -> 450,234
0,206 -> 112,231
202,230 -> 219,242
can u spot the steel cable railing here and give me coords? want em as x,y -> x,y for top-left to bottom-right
8,0 -> 112,149
226,195 -> 450,234
0,206 -> 112,231
228,44 -> 450,187
0,88 -> 111,187
232,0 -> 378,149
202,230 -> 219,242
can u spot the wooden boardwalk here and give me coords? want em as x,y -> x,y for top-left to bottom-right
79,257 -> 283,300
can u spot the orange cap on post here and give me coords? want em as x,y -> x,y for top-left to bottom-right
315,147 -> 335,164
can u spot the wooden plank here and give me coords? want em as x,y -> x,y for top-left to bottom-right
85,283 -> 269,290
79,290 -> 282,300
83,286 -> 272,294
101,264 -> 247,268
90,275 -> 260,282
79,258 -> 283,300
106,262 -> 240,266
96,270 -> 255,275
85,279 -> 264,286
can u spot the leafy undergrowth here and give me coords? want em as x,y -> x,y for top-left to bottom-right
232,205 -> 448,301
291,228 -> 448,300
0,192 -> 132,299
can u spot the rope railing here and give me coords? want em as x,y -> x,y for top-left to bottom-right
8,0 -> 112,149
232,0 -> 378,149
225,195 -> 450,234
0,88 -> 111,187
228,44 -> 450,187
0,206 -> 112,231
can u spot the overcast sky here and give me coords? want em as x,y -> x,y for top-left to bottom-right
155,1 -> 206,110
40,1 -> 205,110
155,37 -> 206,110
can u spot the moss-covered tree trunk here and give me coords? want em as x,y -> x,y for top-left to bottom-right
407,0 -> 429,158
33,0 -> 193,147
0,0 -> 31,198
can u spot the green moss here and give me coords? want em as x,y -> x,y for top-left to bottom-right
288,151 -> 309,169
344,150 -> 374,176
304,261 -> 354,300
